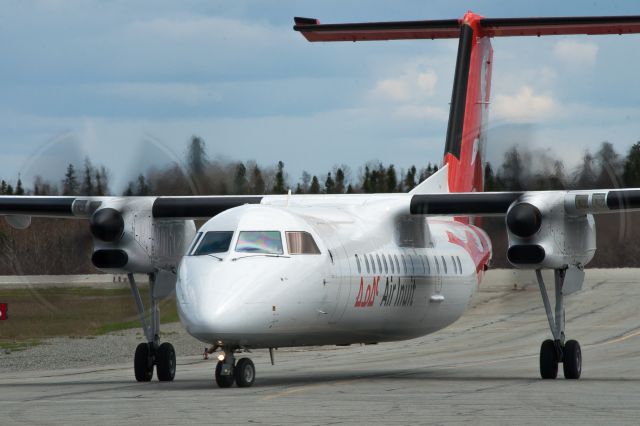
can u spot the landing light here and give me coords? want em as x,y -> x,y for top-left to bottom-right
217,353 -> 225,362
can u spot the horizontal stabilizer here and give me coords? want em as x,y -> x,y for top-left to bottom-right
294,15 -> 640,42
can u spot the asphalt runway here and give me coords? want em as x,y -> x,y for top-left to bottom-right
2,269 -> 640,425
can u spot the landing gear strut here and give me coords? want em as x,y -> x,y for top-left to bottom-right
129,273 -> 176,382
214,347 -> 256,388
535,269 -> 581,379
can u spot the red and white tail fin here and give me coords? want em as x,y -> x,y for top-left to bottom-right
294,12 -> 640,194
443,12 -> 492,194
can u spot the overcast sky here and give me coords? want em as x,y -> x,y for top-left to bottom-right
2,0 -> 640,191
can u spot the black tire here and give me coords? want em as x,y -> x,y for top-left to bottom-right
156,342 -> 176,382
563,340 -> 582,380
134,343 -> 154,382
540,339 -> 558,379
234,358 -> 256,388
215,361 -> 235,388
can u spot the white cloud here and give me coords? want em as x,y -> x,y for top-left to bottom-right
492,86 -> 556,122
373,78 -> 411,101
370,69 -> 437,102
553,40 -> 599,67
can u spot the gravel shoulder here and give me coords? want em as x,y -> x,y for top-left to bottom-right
0,322 -> 204,373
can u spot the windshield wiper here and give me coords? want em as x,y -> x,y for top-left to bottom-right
206,254 -> 224,261
231,254 -> 290,261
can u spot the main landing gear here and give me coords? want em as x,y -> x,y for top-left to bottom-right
129,273 -> 176,382
535,269 -> 581,380
214,346 -> 256,388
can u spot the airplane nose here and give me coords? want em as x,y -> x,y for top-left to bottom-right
176,256 -> 253,341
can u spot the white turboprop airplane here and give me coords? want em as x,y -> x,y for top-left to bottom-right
3,12 -> 640,388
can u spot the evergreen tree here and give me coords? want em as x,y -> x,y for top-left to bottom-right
186,135 -> 208,193
15,176 -> 24,195
484,163 -> 497,191
250,164 -> 265,194
301,171 -> 311,193
324,172 -> 335,194
404,165 -> 417,191
548,160 -> 566,190
136,174 -> 151,195
623,142 -> 640,187
500,147 -> 524,191
362,166 -> 372,193
0,180 -> 6,195
309,176 -> 320,194
124,182 -> 134,196
574,150 -> 597,189
6,184 -> 13,195
294,183 -> 304,194
95,169 -> 104,196
386,164 -> 397,192
272,161 -> 286,194
81,157 -> 94,195
346,184 -> 354,193
595,142 -> 621,188
62,164 -> 78,195
335,168 -> 345,194
233,162 -> 248,195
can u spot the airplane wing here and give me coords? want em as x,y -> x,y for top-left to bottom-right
0,195 -> 264,219
409,189 -> 640,216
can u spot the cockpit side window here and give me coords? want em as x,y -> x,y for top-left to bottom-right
235,231 -> 283,255
187,232 -> 203,255
286,231 -> 321,255
192,231 -> 234,256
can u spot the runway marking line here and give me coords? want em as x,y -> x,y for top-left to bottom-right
261,378 -> 361,401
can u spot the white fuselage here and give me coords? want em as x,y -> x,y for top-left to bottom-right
176,195 -> 491,349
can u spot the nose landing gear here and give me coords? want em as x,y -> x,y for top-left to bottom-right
214,347 -> 256,388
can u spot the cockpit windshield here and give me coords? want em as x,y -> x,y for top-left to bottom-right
192,231 -> 234,256
235,231 -> 283,255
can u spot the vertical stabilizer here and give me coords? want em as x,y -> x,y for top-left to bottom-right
443,12 -> 493,194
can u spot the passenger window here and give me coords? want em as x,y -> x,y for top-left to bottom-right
401,254 -> 407,274
193,231 -> 234,256
408,255 -> 414,275
235,231 -> 283,255
388,254 -> 394,274
286,231 -> 321,254
441,256 -> 448,274
457,256 -> 463,274
376,254 -> 383,274
369,254 -> 376,274
424,255 -> 431,275
382,254 -> 388,274
355,254 -> 361,274
394,255 -> 400,273
452,255 -> 458,274
434,256 -> 440,274
418,254 -> 425,275
364,255 -> 370,274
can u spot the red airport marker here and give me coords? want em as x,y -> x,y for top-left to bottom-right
0,303 -> 7,320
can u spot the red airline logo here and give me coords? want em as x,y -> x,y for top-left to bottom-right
354,277 -> 379,307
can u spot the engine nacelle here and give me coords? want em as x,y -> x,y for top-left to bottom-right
81,198 -> 196,274
505,192 -> 596,269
